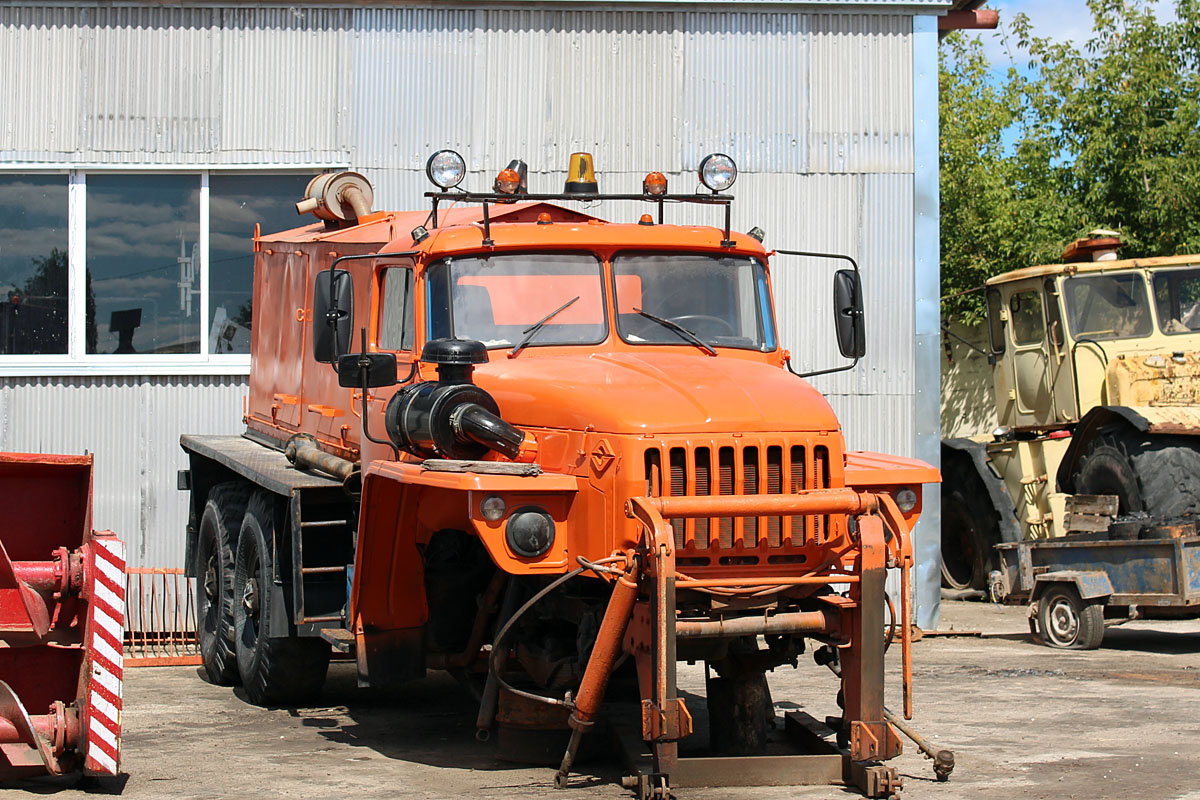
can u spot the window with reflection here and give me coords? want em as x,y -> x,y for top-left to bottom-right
379,266 -> 415,351
86,175 -> 201,354
1063,274 -> 1152,341
1151,267 -> 1200,334
427,254 -> 606,349
1009,291 -> 1044,346
209,174 -> 310,354
613,253 -> 775,351
0,176 -> 70,354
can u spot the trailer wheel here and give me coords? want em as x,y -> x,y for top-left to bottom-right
196,482 -> 250,685
1036,586 -> 1104,650
233,492 -> 331,705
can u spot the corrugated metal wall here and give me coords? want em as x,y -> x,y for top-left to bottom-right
0,376 -> 247,568
0,2 -> 931,571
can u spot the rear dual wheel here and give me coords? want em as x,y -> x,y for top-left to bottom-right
232,491 -> 331,705
196,482 -> 251,685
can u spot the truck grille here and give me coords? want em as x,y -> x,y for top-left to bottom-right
644,439 -> 832,558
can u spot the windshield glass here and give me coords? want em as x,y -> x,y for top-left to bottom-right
612,253 -> 775,351
1152,267 -> 1200,335
427,254 -> 606,349
1063,273 -> 1152,341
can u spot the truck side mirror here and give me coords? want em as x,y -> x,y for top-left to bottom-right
313,269 -> 354,363
833,268 -> 865,359
336,352 -> 398,388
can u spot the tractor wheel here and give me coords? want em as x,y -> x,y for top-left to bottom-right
196,481 -> 250,685
1036,585 -> 1104,650
233,491 -> 330,706
1073,434 -> 1200,518
1072,435 -> 1144,515
940,457 -> 1001,591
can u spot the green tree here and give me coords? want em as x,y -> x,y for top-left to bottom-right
940,0 -> 1200,321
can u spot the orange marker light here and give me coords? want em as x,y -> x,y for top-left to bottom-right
638,214 -> 654,226
495,168 -> 521,194
643,171 -> 668,195
537,212 -> 553,225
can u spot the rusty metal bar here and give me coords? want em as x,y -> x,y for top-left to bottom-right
675,610 -> 834,639
678,575 -> 859,589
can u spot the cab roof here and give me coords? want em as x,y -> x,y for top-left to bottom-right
986,253 -> 1200,286
255,201 -> 766,256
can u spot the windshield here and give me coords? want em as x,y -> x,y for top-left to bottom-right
612,253 -> 776,351
427,254 -> 606,349
1063,273 -> 1152,341
1152,267 -> 1200,335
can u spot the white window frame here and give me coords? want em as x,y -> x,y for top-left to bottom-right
0,163 -> 343,376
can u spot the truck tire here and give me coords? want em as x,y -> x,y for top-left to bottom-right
1036,585 -> 1104,650
196,481 -> 250,685
940,455 -> 1001,591
233,491 -> 331,706
1073,434 -> 1200,518
1072,435 -> 1144,514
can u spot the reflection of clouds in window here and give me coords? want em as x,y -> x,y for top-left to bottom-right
86,174 -> 200,354
207,174 -> 309,354
0,176 -> 69,355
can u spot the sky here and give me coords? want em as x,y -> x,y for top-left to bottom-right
963,0 -> 1178,64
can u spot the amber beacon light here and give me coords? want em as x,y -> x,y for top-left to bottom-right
564,152 -> 599,196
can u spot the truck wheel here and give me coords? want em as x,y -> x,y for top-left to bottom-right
940,458 -> 1001,591
1072,435 -> 1144,514
196,482 -> 250,685
233,491 -> 331,706
1128,437 -> 1200,517
1036,586 -> 1104,650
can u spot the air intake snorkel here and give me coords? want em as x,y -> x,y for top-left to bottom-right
384,339 -> 536,461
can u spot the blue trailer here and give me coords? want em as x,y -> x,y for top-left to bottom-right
991,530 -> 1200,649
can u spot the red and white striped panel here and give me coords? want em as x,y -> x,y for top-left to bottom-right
82,533 -> 125,776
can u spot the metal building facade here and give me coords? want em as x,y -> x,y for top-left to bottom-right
0,1 -> 945,625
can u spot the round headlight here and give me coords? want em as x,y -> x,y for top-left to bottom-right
505,506 -> 556,558
894,487 -> 918,514
698,153 -> 737,192
480,494 -> 507,522
426,150 -> 466,190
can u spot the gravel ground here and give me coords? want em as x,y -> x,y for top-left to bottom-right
8,600 -> 1199,800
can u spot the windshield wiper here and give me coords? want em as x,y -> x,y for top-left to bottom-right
633,308 -> 717,356
509,296 -> 580,357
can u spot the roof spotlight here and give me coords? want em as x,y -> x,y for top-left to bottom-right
698,153 -> 737,193
426,150 -> 466,190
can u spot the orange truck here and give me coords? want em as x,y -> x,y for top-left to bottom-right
179,152 -> 941,798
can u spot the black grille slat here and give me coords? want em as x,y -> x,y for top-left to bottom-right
694,448 -> 711,549
790,445 -> 807,545
669,448 -> 687,549
742,447 -> 759,547
766,446 -> 783,547
718,447 -> 735,548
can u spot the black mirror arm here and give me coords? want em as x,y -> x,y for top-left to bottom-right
774,249 -> 863,380
787,354 -> 860,380
353,328 -> 402,461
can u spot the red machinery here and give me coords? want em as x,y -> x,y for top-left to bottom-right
0,453 -> 125,778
